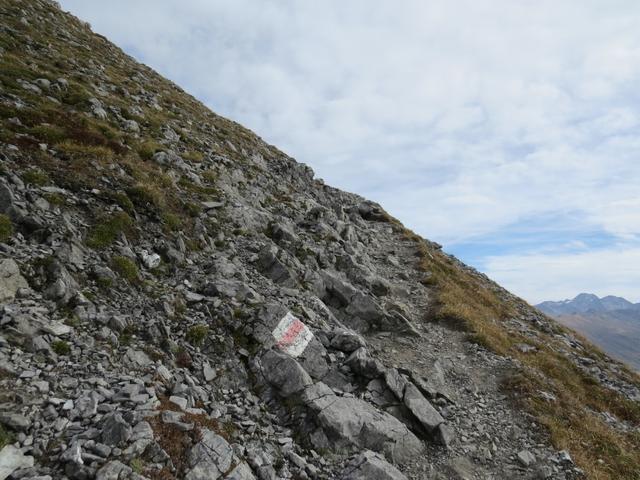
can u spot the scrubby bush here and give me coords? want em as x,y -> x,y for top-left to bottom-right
186,325 -> 209,346
111,256 -> 140,284
161,212 -> 182,232
52,340 -> 71,355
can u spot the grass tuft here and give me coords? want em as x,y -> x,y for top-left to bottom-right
51,340 -> 71,355
111,256 -> 140,284
0,214 -> 13,242
0,424 -> 14,449
186,325 -> 209,346
22,169 -> 50,186
86,212 -> 134,249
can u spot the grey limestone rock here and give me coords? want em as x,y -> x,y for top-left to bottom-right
303,382 -> 423,464
343,450 -> 408,480
0,259 -> 28,303
330,329 -> 366,353
260,349 -> 312,397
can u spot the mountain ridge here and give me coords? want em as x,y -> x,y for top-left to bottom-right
537,293 -> 640,372
0,1 -> 638,479
537,293 -> 640,316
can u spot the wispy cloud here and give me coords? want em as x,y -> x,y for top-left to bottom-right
58,0 -> 640,302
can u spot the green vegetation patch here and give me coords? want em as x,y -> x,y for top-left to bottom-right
22,169 -> 50,186
0,424 -> 14,450
136,140 -> 163,160
161,212 -> 182,232
51,340 -> 71,356
86,212 -> 134,249
186,325 -> 209,346
111,256 -> 140,284
0,214 -> 13,242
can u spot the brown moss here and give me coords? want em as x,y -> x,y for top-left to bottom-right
146,397 -> 237,480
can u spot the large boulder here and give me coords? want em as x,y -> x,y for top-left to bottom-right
320,271 -> 387,331
384,369 -> 445,435
303,383 -> 423,464
0,259 -> 28,303
260,349 -> 312,397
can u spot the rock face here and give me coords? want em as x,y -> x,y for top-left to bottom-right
0,1 -> 631,480
302,382 -> 423,463
0,259 -> 28,302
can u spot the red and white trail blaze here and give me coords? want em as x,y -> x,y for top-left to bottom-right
272,312 -> 314,357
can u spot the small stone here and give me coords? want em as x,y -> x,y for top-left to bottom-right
123,119 -> 140,133
140,250 -> 161,269
517,450 -> 536,467
60,441 -> 83,465
169,396 -> 188,410
203,363 -> 217,382
95,460 -> 132,480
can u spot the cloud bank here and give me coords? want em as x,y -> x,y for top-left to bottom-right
58,0 -> 640,303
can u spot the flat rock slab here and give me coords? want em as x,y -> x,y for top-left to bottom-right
304,383 -> 423,464
343,450 -> 408,480
403,383 -> 444,433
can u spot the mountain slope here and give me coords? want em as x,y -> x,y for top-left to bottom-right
0,1 -> 638,480
537,294 -> 640,371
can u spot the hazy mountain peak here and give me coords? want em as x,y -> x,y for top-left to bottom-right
537,293 -> 640,373
538,293 -> 638,315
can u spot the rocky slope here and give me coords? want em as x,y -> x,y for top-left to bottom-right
537,294 -> 640,372
0,1 -> 639,479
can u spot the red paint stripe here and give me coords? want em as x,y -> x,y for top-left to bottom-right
277,318 -> 304,348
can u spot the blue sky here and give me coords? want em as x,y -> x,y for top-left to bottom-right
58,1 -> 640,303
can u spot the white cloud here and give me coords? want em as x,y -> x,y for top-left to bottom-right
57,0 -> 640,302
484,245 -> 640,304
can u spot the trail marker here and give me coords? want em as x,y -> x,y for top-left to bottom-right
272,312 -> 313,357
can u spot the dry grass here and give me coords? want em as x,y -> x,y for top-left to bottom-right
146,397 -> 236,480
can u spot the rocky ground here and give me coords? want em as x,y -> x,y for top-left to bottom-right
0,1 -> 638,479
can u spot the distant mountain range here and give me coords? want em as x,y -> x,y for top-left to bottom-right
536,293 -> 640,371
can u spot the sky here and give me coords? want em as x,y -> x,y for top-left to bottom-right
58,1 -> 640,304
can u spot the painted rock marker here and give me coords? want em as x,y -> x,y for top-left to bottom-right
272,312 -> 313,357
